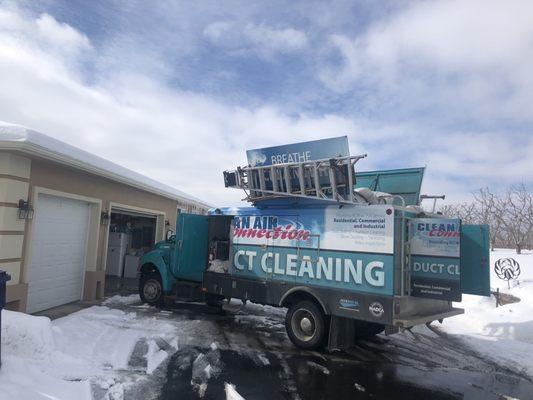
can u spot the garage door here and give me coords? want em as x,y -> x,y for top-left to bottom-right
27,193 -> 90,313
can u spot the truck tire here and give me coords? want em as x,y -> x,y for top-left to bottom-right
353,320 -> 385,339
285,300 -> 326,350
139,272 -> 164,307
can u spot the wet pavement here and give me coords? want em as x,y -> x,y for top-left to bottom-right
99,297 -> 533,400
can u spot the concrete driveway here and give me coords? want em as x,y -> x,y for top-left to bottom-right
92,295 -> 533,400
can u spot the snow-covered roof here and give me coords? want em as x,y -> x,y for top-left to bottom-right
0,122 -> 211,207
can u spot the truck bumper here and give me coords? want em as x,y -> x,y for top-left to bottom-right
393,307 -> 464,328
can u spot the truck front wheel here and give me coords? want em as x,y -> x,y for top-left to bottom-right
139,272 -> 164,307
285,300 -> 326,350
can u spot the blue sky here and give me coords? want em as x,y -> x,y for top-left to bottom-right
0,0 -> 531,205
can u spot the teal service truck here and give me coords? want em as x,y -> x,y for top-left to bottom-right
138,137 -> 490,350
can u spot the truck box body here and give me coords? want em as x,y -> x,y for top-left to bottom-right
170,200 -> 489,329
205,203 -> 398,325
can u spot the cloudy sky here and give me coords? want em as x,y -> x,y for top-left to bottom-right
0,0 -> 531,206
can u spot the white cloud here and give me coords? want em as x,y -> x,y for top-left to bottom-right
243,23 -> 308,54
0,6 -> 346,205
320,0 -> 533,122
0,1 -> 530,209
0,4 -> 92,80
203,21 -> 233,41
35,14 -> 91,55
204,21 -> 307,58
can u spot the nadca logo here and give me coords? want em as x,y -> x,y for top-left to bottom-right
369,302 -> 384,318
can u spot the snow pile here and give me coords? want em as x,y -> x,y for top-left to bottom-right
225,382 -> 245,400
306,361 -> 330,375
0,310 -> 92,400
146,339 -> 172,374
1,310 -> 54,359
102,294 -> 141,306
354,383 -> 366,392
208,259 -> 230,273
191,342 -> 222,398
441,249 -> 533,376
0,306 -> 179,400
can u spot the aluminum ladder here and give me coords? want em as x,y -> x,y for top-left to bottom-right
223,154 -> 367,204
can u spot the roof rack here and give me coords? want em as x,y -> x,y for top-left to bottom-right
223,154 -> 367,204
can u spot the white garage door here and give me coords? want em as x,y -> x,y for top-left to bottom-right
27,193 -> 90,313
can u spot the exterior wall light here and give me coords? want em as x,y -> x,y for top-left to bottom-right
101,211 -> 110,225
17,199 -> 34,220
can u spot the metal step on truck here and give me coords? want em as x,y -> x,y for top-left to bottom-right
138,136 -> 490,350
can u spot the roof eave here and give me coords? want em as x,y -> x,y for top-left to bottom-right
0,140 -> 213,208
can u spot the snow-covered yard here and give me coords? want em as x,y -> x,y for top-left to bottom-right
440,248 -> 533,376
0,295 -> 250,400
0,302 -> 180,400
1,249 -> 532,399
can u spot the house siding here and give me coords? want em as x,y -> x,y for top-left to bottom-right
0,151 -> 208,312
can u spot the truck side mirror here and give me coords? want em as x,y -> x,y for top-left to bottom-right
165,229 -> 175,242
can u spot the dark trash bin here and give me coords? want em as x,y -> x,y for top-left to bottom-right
0,270 -> 11,368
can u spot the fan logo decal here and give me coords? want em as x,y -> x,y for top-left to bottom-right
494,258 -> 520,281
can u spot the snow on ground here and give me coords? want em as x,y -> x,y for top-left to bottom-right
0,303 -> 179,400
102,294 -> 143,306
441,249 -> 533,376
190,342 -> 223,398
225,382 -> 245,400
1,248 -> 531,399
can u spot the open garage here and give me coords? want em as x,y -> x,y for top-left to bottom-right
104,207 -> 161,295
0,122 -> 210,313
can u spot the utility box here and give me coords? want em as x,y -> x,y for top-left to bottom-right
0,270 -> 11,368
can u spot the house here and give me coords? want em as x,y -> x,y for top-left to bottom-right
0,122 -> 210,313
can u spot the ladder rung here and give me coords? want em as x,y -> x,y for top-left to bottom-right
313,164 -> 321,198
284,165 -> 291,194
258,169 -> 265,192
298,164 -> 305,195
271,166 -> 278,193
228,154 -> 367,204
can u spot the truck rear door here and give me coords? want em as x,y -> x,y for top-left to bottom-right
409,218 -> 462,301
460,224 -> 490,296
174,212 -> 209,282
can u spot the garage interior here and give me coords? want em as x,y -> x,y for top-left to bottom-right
104,209 -> 158,296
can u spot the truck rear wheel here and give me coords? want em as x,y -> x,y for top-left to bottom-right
139,272 -> 164,307
285,300 -> 326,350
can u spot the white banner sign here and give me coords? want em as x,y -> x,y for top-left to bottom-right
322,205 -> 394,254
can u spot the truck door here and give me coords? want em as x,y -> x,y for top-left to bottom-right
409,217 -> 462,301
174,213 -> 209,282
461,224 -> 490,296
